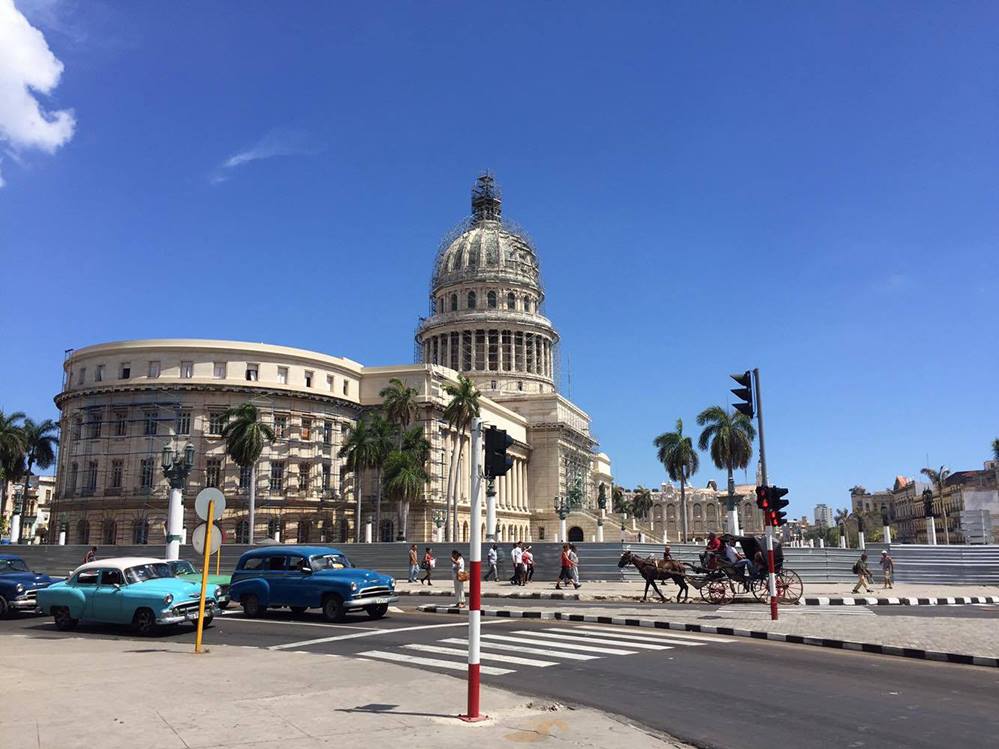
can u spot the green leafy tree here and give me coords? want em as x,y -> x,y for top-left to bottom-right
920,465 -> 952,544
992,438 -> 999,462
17,418 -> 59,529
442,375 -> 480,542
611,484 -> 629,514
0,409 -> 27,524
631,486 -> 653,520
380,378 -> 419,448
384,425 -> 431,540
696,406 -> 756,533
222,403 -> 275,545
654,418 -> 699,543
339,418 -> 375,542
834,507 -> 850,546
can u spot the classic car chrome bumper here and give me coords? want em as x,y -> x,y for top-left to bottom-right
157,601 -> 217,625
11,590 -> 39,611
344,594 -> 399,609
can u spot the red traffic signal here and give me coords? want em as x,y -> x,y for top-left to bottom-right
769,486 -> 790,526
755,485 -> 769,511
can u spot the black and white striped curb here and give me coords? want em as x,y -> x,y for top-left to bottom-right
800,596 -> 999,606
417,604 -> 999,668
396,589 -> 580,600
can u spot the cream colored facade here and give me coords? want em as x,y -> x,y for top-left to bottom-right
620,482 -> 765,542
49,176 -> 613,546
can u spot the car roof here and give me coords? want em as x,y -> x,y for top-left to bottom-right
72,557 -> 166,575
0,554 -> 25,561
239,545 -> 344,558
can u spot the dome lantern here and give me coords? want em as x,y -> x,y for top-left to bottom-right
471,173 -> 502,223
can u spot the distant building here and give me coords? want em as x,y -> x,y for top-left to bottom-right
813,503 -> 834,528
621,482 -> 765,541
2,475 -> 55,543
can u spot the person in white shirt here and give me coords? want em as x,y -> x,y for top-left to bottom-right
485,544 -> 499,581
451,550 -> 466,607
511,543 -> 525,586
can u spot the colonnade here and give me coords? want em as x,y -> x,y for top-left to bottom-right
495,458 -> 529,512
423,329 -> 553,379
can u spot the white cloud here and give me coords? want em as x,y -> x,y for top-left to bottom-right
0,0 -> 75,186
211,128 -> 316,184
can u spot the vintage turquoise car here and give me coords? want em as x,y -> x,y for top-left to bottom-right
166,560 -> 231,609
36,557 -> 221,635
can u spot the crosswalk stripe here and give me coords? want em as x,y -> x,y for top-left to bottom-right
516,630 -> 672,651
577,626 -> 735,643
541,627 -> 705,647
479,632 -> 637,655
440,638 -> 600,661
404,643 -> 558,667
357,650 -> 514,675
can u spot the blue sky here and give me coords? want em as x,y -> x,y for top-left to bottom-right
1,2 -> 997,519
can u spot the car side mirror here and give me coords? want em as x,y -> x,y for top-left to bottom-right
301,566 -> 312,574
112,583 -> 121,591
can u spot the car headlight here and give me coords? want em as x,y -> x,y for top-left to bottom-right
163,594 -> 174,606
213,586 -> 220,599
16,584 -> 24,593
350,582 -> 358,592
389,579 -> 395,589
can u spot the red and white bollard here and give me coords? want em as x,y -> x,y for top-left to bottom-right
765,524 -> 778,621
461,417 -> 486,722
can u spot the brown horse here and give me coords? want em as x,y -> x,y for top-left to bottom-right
618,550 -> 689,602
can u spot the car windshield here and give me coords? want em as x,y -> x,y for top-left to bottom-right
0,559 -> 30,574
124,563 -> 173,584
170,561 -> 197,575
310,554 -> 352,570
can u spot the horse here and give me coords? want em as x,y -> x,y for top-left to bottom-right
618,550 -> 689,603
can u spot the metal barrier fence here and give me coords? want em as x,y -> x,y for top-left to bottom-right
889,545 -> 999,584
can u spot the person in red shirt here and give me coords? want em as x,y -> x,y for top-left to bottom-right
556,544 -> 572,589
700,532 -> 722,568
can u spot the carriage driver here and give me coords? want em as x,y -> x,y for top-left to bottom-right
699,532 -> 723,568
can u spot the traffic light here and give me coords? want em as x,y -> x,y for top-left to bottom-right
755,485 -> 769,512
484,426 -> 514,478
769,486 -> 790,526
730,370 -> 754,419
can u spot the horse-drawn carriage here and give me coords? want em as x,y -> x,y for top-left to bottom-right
618,535 -> 804,606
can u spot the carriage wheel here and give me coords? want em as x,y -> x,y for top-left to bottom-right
705,580 -> 732,605
777,570 -> 803,604
750,576 -> 769,602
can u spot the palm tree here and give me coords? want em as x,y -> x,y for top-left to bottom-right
221,403 -> 275,545
16,418 -> 59,540
696,406 -> 756,533
992,438 -> 999,462
442,374 -> 480,542
611,484 -> 628,514
654,418 -> 699,543
631,486 -> 653,520
834,508 -> 850,546
338,418 -> 375,542
367,413 -> 395,539
380,378 -> 419,448
384,426 -> 431,541
0,410 -> 26,523
920,465 -> 952,544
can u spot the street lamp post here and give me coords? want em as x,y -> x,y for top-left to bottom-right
432,509 -> 445,543
162,442 -> 195,561
553,496 -> 569,543
10,485 -> 24,544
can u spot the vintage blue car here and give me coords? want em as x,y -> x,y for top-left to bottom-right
36,557 -> 220,635
229,545 -> 397,622
0,554 -> 60,617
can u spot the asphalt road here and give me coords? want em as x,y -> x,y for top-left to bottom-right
3,605 -> 998,749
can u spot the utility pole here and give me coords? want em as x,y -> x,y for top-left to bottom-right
462,417 -> 485,722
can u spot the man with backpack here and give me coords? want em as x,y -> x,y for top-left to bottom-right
852,552 -> 873,593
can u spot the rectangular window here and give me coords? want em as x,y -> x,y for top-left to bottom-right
85,461 -> 98,492
120,363 -> 131,380
246,364 -> 258,381
95,365 -> 104,382
277,366 -> 288,384
87,411 -> 102,439
304,371 -> 314,388
176,410 -> 191,435
270,461 -> 285,492
298,462 -> 310,491
144,410 -> 157,436
327,374 -> 334,391
72,416 -> 82,440
180,361 -> 194,379
140,458 -> 154,488
208,411 -> 226,435
213,362 -> 226,379
301,417 -> 312,441
323,420 -> 332,445
274,415 -> 287,438
148,361 -> 161,378
206,458 -> 222,489
77,367 -> 86,385
114,410 -> 127,437
342,380 -> 349,396
68,463 -> 78,495
110,459 -> 123,490
239,465 -> 252,491
322,462 -> 331,491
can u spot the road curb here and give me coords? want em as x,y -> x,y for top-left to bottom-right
396,589 -> 581,601
417,604 -> 999,669
800,596 -> 999,606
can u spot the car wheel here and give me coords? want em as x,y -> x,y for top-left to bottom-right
365,604 -> 389,620
321,595 -> 346,622
132,608 -> 157,636
53,606 -> 78,631
0,595 -> 8,619
241,594 -> 263,618
202,613 -> 214,627
218,600 -> 230,610
289,606 -> 308,615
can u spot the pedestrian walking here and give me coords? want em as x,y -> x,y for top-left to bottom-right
407,544 -> 419,583
484,544 -> 499,581
510,541 -> 525,585
523,544 -> 535,582
880,550 -> 895,589
83,546 -> 97,564
568,543 -> 582,589
451,549 -> 467,607
420,546 -> 435,585
852,552 -> 873,593
556,543 -> 572,589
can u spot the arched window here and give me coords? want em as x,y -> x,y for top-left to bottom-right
523,297 -> 532,313
507,292 -> 516,309
298,520 -> 312,543
467,291 -> 476,310
706,504 -> 718,529
450,293 -> 458,312
132,519 -> 149,544
338,517 -> 349,542
462,521 -> 469,542
487,290 -> 497,308
235,520 -> 249,544
101,519 -> 117,545
693,504 -> 703,532
77,519 -> 90,545
380,519 -> 394,542
568,526 -> 584,542
268,518 -> 283,541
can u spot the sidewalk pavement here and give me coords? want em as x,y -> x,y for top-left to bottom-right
396,579 -> 999,604
419,602 -> 999,663
0,635 -> 689,749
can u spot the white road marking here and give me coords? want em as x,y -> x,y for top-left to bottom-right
479,632 -> 637,655
220,617 -> 372,630
269,620 -> 499,650
519,630 -> 671,651
358,649 -> 514,675
541,627 -> 705,646
440,638 -> 600,661
577,625 -> 735,643
403,643 -> 558,667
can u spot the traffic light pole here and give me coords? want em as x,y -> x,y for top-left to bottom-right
461,417 -> 485,722
753,368 -> 778,622
485,478 -> 497,543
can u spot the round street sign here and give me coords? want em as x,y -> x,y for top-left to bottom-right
195,488 -> 225,521
192,522 -> 222,555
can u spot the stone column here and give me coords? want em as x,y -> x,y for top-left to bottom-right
858,531 -> 866,550
522,460 -> 529,511
926,516 -> 937,545
883,525 -> 892,544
